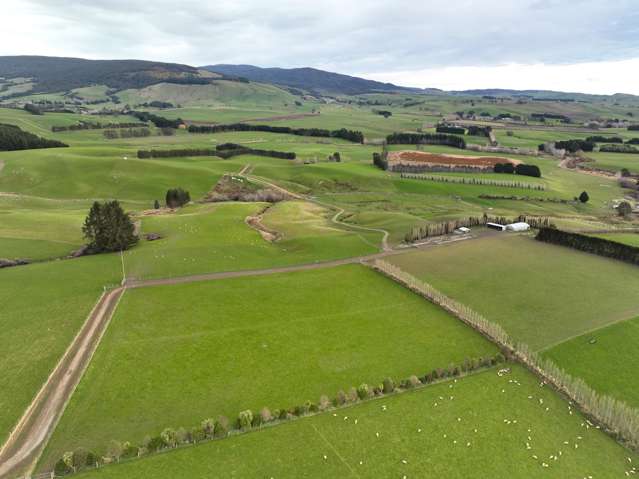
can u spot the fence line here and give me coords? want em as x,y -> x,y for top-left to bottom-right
371,259 -> 639,451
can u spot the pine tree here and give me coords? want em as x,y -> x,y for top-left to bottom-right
82,201 -> 137,253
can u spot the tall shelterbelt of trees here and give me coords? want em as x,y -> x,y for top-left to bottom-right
386,132 -> 466,149
130,111 -> 183,128
536,228 -> 639,265
137,144 -> 295,160
188,123 -> 364,143
0,123 -> 68,151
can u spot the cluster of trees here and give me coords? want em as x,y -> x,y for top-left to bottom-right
390,163 -> 486,174
187,123 -> 365,143
53,347 -> 504,476
493,163 -> 542,178
373,110 -> 392,118
467,125 -> 492,137
23,103 -> 44,115
530,113 -> 570,122
628,125 -> 639,131
386,132 -> 466,149
82,201 -> 137,253
0,123 -> 68,151
626,138 -> 639,145
435,124 -> 465,135
585,135 -> 623,144
136,101 -> 175,109
404,214 -> 553,243
372,152 -> 388,170
165,188 -> 191,208
599,144 -> 639,154
478,194 -> 572,204
551,139 -> 595,153
536,228 -> 639,266
103,128 -> 151,139
51,122 -> 147,132
328,152 -> 341,162
400,173 -> 545,190
137,144 -> 296,160
130,111 -> 183,128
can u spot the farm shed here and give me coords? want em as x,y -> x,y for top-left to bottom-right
455,227 -> 471,234
506,222 -> 531,232
486,222 -> 506,231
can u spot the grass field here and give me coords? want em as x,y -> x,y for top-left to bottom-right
73,365 -> 637,479
0,254 -> 121,444
39,264 -> 497,467
544,316 -> 639,408
387,235 -> 639,350
590,232 -> 639,247
124,201 -> 379,280
587,151 -> 639,174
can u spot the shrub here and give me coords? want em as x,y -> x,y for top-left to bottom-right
165,187 -> 191,208
201,418 -> 215,438
260,407 -> 273,423
579,191 -> 590,203
347,387 -> 359,402
319,395 -> 331,411
409,375 -> 421,387
278,409 -> 288,420
382,377 -> 395,394
238,410 -> 253,430
357,383 -> 370,400
54,458 -> 73,476
214,416 -> 230,437
335,390 -> 347,406
161,428 -> 178,447
176,427 -> 190,444
120,442 -> 139,459
153,199 -> 160,209
190,426 -> 205,443
106,440 -> 123,462
145,435 -> 167,452
618,201 -> 633,218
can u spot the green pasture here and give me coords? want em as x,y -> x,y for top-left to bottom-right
587,151 -> 639,174
388,235 -> 639,350
590,232 -> 639,246
124,201 -> 378,280
0,254 -> 121,444
39,264 -> 497,466
74,365 -> 637,479
545,316 -> 639,408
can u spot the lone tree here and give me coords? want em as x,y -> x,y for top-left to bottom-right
165,188 -> 191,208
82,200 -> 137,253
578,191 -> 590,203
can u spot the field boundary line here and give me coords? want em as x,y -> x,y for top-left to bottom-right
310,424 -> 361,478
538,312 -> 639,353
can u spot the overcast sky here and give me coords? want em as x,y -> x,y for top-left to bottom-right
3,0 -> 639,94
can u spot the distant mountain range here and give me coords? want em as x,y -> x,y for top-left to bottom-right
0,56 -> 637,102
0,56 -> 220,94
201,64 -> 420,95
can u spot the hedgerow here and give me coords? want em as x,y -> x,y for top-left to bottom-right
188,123 -> 364,143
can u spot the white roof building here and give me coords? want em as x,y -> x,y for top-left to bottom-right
506,222 -> 531,232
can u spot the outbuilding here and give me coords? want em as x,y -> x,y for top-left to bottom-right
486,222 -> 506,231
454,227 -> 471,234
505,222 -> 531,232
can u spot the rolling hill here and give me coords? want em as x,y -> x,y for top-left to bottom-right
0,56 -> 222,95
201,64 -> 420,95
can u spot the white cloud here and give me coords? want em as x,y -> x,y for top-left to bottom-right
2,0 -> 639,94
359,58 -> 639,95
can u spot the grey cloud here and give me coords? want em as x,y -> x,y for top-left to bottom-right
4,0 -> 639,75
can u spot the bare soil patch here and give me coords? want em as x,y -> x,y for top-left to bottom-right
388,150 -> 521,169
